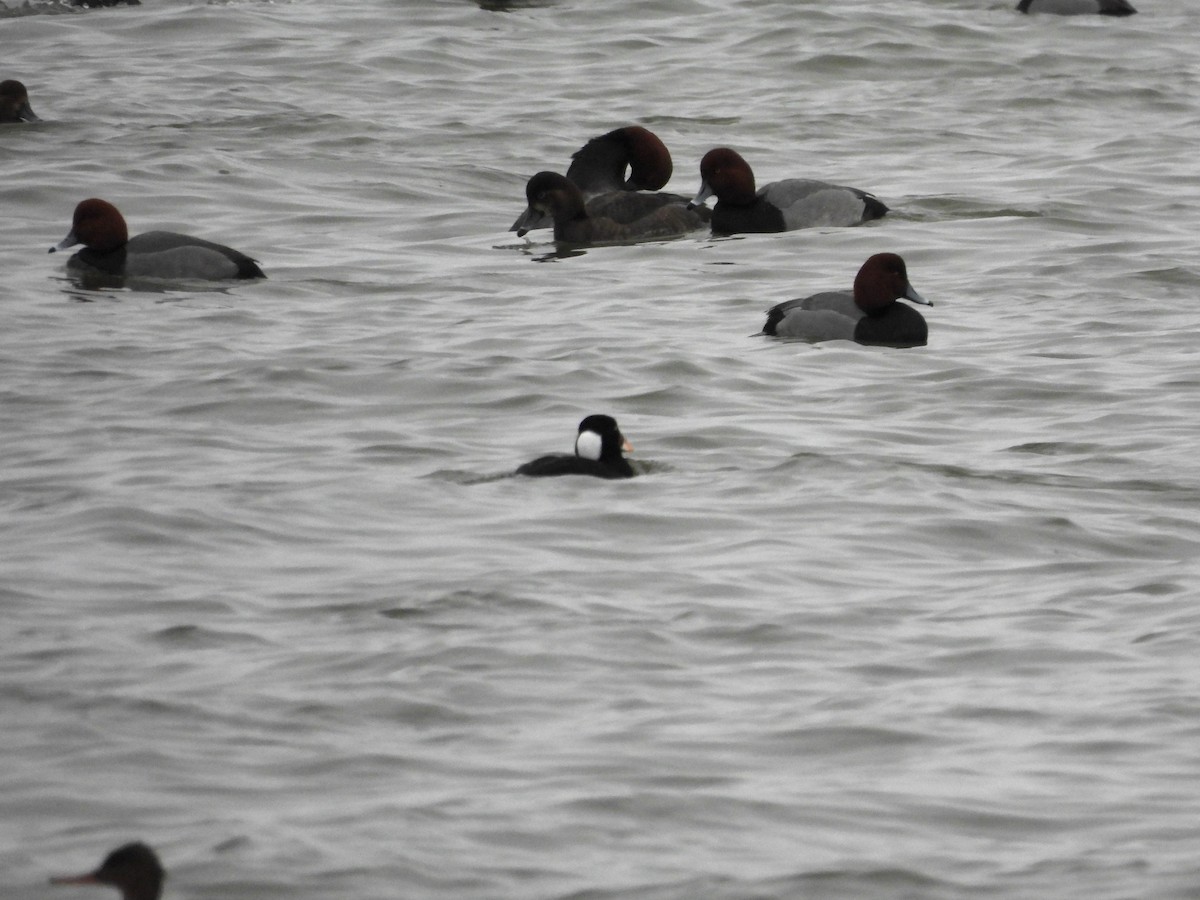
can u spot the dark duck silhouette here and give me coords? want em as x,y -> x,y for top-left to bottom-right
518,172 -> 707,245
51,843 -> 165,900
510,125 -> 706,234
516,414 -> 636,479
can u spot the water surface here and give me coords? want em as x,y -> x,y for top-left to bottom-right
3,1 -> 1199,898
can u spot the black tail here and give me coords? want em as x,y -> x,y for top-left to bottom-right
236,257 -> 266,279
861,193 -> 889,221
761,307 -> 783,336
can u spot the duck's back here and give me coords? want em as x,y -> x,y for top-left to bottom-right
126,231 -> 264,279
712,179 -> 886,234
764,291 -> 860,341
557,204 -> 707,245
765,294 -> 927,346
516,454 -> 634,479
764,290 -> 857,331
765,179 -> 888,229
1018,0 -> 1135,13
792,290 -> 861,317
586,191 -> 709,226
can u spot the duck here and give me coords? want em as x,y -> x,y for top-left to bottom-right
1017,0 -> 1136,14
50,842 -> 164,900
516,415 -> 635,479
0,80 -> 39,123
519,172 -> 707,245
50,198 -> 265,280
566,124 -> 674,196
690,147 -> 888,235
761,253 -> 931,348
511,125 -> 704,234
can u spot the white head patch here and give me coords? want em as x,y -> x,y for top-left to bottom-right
575,429 -> 603,461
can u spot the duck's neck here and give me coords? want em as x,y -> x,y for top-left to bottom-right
120,877 -> 163,900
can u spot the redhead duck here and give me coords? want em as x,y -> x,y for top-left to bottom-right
762,253 -> 931,348
567,125 -> 673,195
511,125 -> 704,234
0,80 -> 39,123
519,172 -> 707,245
50,842 -> 164,900
516,415 -> 635,479
690,148 -> 887,235
50,199 -> 265,280
1017,0 -> 1136,13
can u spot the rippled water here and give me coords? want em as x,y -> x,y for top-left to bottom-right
3,1 -> 1200,898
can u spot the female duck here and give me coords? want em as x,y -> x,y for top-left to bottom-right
51,842 -> 164,900
762,253 -> 931,348
1017,0 -> 1136,14
691,147 -> 887,235
0,80 -> 39,123
50,198 -> 265,280
517,415 -> 635,479
512,125 -> 703,234
520,172 -> 707,245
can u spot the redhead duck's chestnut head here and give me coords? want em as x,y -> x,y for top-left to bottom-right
610,125 -> 673,191
852,252 -> 929,313
692,147 -> 757,207
51,199 -> 129,254
566,125 -> 674,195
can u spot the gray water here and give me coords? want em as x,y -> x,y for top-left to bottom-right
3,1 -> 1200,898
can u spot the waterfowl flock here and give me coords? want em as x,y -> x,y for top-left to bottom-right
3,0 -> 1140,493
10,0 -> 1157,894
